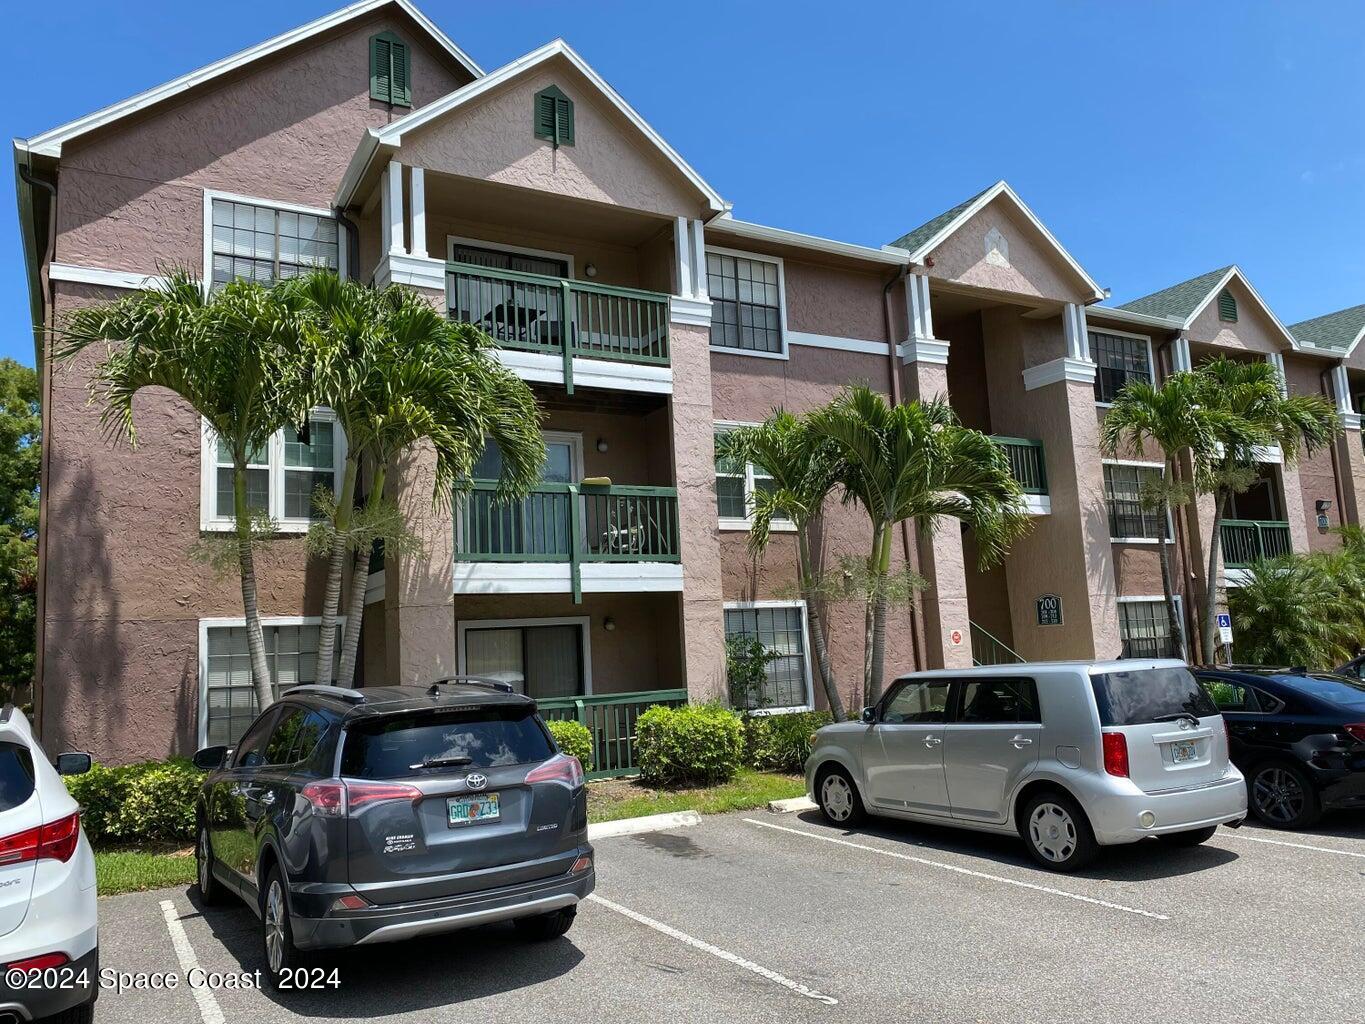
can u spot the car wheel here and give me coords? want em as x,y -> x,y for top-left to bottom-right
196,824 -> 227,906
1249,762 -> 1322,829
514,907 -> 577,941
41,998 -> 94,1024
1158,825 -> 1219,847
1020,790 -> 1098,872
261,866 -> 309,987
816,766 -> 866,827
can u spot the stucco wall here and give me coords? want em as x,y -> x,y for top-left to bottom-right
1186,278 -> 1286,354
1283,355 -> 1343,551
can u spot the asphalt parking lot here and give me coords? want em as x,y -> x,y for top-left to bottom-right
95,809 -> 1365,1023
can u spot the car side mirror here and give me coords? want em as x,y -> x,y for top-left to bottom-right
861,706 -> 877,724
54,751 -> 92,776
193,745 -> 229,771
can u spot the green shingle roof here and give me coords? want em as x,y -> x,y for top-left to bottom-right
1288,304 -> 1365,353
887,183 -> 996,256
1116,266 -> 1233,322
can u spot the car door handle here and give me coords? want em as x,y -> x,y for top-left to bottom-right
258,790 -> 276,807
924,735 -> 942,747
1010,735 -> 1034,748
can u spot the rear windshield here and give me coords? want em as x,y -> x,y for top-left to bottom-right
1090,667 -> 1218,727
1285,673 -> 1365,710
0,742 -> 35,813
340,707 -> 554,780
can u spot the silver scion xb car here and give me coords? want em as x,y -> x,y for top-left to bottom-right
806,660 -> 1247,871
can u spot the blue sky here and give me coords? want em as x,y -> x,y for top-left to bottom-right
4,1 -> 1363,365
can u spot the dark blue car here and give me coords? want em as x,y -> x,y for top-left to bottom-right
1194,667 -> 1365,829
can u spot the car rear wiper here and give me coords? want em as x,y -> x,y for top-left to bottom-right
409,755 -> 474,770
1153,712 -> 1200,726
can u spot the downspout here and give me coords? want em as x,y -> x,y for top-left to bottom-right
1321,365 -> 1349,528
332,207 -> 361,282
882,265 -> 924,672
19,163 -> 56,737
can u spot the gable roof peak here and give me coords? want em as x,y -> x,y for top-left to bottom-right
1288,303 -> 1365,356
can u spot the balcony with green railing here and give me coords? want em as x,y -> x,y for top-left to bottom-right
1221,519 -> 1292,568
455,481 -> 680,601
446,262 -> 671,393
539,689 -> 689,779
991,436 -> 1047,495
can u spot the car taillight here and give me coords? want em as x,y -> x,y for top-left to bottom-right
1102,731 -> 1130,778
1343,724 -> 1365,744
6,953 -> 68,972
571,855 -> 592,873
525,754 -> 584,788
0,812 -> 80,866
301,781 -> 346,817
346,781 -> 422,810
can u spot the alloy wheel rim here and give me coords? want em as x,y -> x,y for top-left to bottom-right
1029,803 -> 1077,862
264,880 -> 285,974
1253,767 -> 1305,824
822,776 -> 852,822
197,831 -> 209,892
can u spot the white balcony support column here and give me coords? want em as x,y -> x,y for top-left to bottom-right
901,273 -> 949,365
1171,334 -> 1193,373
689,219 -> 707,300
1062,302 -> 1090,360
385,159 -> 406,256
673,216 -> 691,298
409,166 -> 427,259
669,218 -> 712,327
1265,351 -> 1288,397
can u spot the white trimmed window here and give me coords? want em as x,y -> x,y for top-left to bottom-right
706,247 -> 786,357
1102,462 -> 1171,542
199,618 -> 340,747
714,424 -> 793,532
723,602 -> 814,713
205,191 -> 344,289
201,409 -> 346,533
1118,597 -> 1182,660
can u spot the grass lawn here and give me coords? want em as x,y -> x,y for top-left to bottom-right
586,770 -> 806,823
95,845 -> 196,897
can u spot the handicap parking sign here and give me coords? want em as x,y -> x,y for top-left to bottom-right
1216,613 -> 1233,645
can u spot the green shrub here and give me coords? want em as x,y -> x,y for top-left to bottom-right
743,710 -> 833,773
546,720 -> 594,773
64,758 -> 203,846
636,703 -> 743,786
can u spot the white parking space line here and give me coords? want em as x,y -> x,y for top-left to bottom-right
1223,831 -> 1365,859
743,819 -> 1170,921
586,894 -> 838,1005
159,899 -> 228,1024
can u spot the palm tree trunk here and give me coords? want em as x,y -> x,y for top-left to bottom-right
313,456 -> 358,685
869,521 -> 894,705
337,464 -> 386,688
862,521 -> 884,708
797,528 -> 844,721
1202,486 -> 1230,665
1159,456 -> 1183,660
234,463 -> 274,711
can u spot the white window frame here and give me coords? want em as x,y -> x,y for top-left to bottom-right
202,189 -> 348,286
455,615 -> 594,696
1102,458 -> 1174,544
1116,595 -> 1184,657
200,407 -> 347,534
714,421 -> 795,533
722,599 -> 815,715
705,245 -> 789,361
446,235 -> 576,279
196,614 -> 342,748
1089,325 -> 1155,408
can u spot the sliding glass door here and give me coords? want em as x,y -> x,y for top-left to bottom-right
463,622 -> 585,699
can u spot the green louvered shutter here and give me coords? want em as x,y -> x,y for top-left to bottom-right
370,32 -> 411,107
391,38 -> 411,106
534,86 -> 574,147
1217,290 -> 1238,322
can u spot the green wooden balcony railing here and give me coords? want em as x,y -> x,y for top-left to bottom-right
1221,519 -> 1292,568
446,262 -> 671,393
454,481 -> 680,601
538,689 -> 689,779
991,436 -> 1047,495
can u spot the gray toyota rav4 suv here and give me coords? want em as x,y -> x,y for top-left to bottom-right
192,679 -> 593,985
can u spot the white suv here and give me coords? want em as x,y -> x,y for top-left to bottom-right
0,707 -> 97,1023
807,660 -> 1248,871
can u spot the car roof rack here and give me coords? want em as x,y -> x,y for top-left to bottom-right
284,684 -> 367,704
428,676 -> 515,695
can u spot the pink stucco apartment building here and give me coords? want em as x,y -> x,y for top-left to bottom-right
14,0 -> 1365,763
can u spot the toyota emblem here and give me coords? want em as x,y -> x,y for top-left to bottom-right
465,773 -> 488,791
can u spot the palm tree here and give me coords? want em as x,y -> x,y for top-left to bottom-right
808,386 -> 1030,704
1099,371 -> 1218,660
1227,554 -> 1357,667
1192,357 -> 1341,664
56,271 -> 312,711
715,411 -> 846,720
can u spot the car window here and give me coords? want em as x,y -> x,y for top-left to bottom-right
233,709 -> 278,769
1201,677 -> 1260,713
288,711 -> 330,768
1281,673 -> 1365,710
1090,666 -> 1218,726
882,681 -> 950,724
0,742 -> 35,813
262,706 -> 306,766
340,706 -> 555,780
958,679 -> 1040,724
1252,687 -> 1285,714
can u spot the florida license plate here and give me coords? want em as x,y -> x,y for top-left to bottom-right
1171,740 -> 1198,764
448,792 -> 500,827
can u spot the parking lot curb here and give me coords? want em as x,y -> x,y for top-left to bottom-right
767,796 -> 816,814
587,809 -> 702,841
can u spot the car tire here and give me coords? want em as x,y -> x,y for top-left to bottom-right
815,765 -> 866,827
1158,825 -> 1219,847
42,998 -> 94,1024
196,823 -> 227,906
1248,761 -> 1322,829
1019,790 -> 1099,872
261,865 -> 311,987
514,907 -> 576,941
